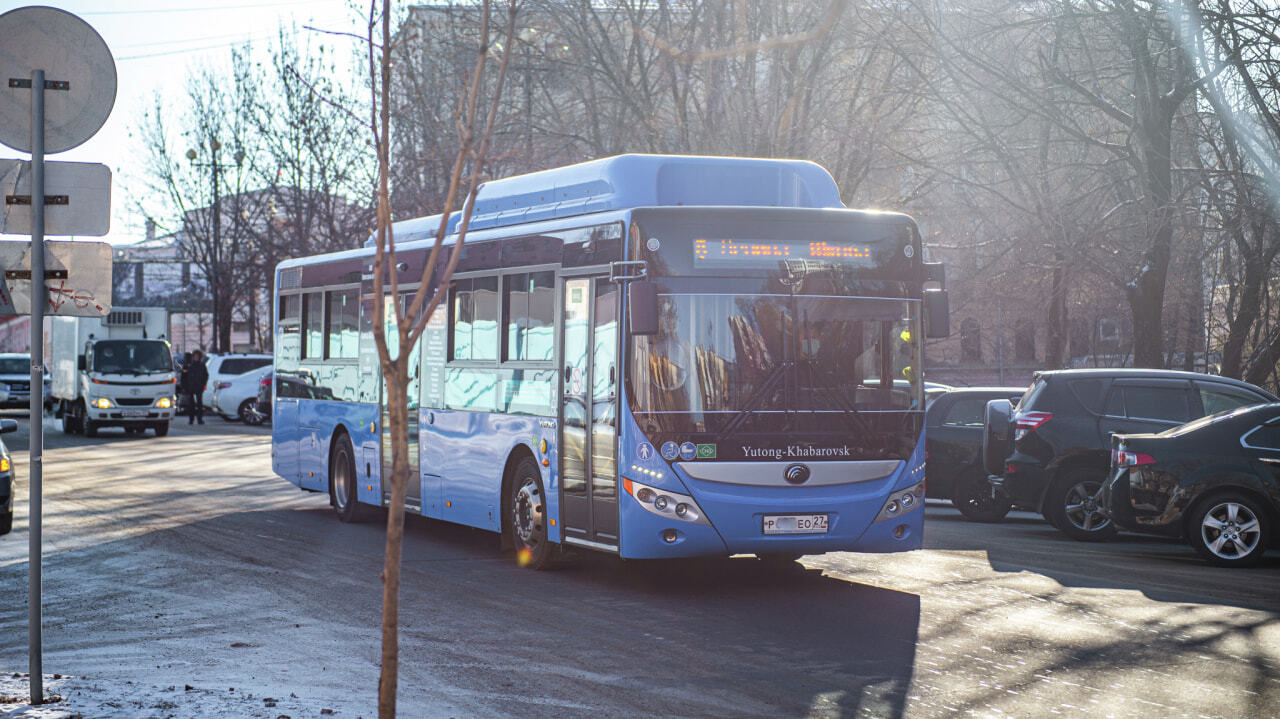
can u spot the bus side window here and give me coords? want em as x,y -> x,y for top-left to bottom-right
452,277 -> 499,362
277,293 -> 302,365
504,271 -> 555,362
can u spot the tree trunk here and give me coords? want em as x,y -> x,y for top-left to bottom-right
1045,252 -> 1068,369
378,361 -> 410,718
1127,100 -> 1176,368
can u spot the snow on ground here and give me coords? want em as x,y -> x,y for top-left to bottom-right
0,673 -> 358,718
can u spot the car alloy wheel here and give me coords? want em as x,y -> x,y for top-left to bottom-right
1199,500 -> 1261,562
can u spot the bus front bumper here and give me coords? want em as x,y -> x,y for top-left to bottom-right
617,461 -> 925,559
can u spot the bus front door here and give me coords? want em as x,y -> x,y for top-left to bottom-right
559,276 -> 620,550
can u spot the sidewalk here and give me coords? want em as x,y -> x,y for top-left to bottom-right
1,673 -> 354,718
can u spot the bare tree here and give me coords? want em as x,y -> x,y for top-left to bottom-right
134,50 -> 263,352
1175,0 -> 1280,388
364,1 -> 519,716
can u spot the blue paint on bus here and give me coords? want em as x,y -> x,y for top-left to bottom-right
274,154 -> 935,566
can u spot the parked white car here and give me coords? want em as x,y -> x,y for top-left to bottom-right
211,364 -> 272,422
199,353 -> 272,409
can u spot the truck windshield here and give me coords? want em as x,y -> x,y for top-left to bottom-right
0,358 -> 27,374
92,340 -> 172,374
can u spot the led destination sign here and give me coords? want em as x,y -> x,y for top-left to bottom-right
693,238 -> 874,267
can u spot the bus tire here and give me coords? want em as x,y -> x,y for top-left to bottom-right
330,433 -> 367,523
508,456 -> 552,569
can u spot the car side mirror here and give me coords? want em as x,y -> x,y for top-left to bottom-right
628,280 -> 659,336
924,289 -> 950,338
0,419 -> 17,434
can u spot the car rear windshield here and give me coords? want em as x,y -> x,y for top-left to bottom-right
1016,378 -> 1046,411
220,358 -> 271,375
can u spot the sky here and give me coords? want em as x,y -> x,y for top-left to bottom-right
0,0 -> 370,245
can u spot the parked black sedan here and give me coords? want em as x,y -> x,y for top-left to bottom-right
1103,403 -> 1280,567
926,387 -> 1026,521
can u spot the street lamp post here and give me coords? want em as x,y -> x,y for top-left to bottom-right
186,138 -> 243,353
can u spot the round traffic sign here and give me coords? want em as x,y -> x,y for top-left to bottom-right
0,6 -> 117,154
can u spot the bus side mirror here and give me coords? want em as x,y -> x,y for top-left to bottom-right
628,280 -> 659,336
925,289 -> 950,338
77,355 -> 86,371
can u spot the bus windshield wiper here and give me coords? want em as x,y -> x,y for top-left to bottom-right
720,360 -> 791,442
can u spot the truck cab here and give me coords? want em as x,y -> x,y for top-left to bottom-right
52,309 -> 178,438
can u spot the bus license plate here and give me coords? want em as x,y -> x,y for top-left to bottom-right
762,514 -> 828,535
122,409 -> 148,417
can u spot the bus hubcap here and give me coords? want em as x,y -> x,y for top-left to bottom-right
334,451 -> 350,507
513,479 -> 542,546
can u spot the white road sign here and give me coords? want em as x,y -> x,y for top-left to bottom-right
0,159 -> 111,236
0,239 -> 111,317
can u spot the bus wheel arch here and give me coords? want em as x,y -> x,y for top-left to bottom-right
501,447 -> 551,568
500,446 -> 537,550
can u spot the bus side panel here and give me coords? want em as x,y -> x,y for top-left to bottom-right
272,398 -> 302,487
298,399 -> 380,502
421,409 -> 552,535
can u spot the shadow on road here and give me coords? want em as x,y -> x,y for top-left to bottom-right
924,503 -> 1280,612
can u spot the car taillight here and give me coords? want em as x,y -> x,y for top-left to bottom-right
1013,411 -> 1053,441
215,381 -> 232,390
1111,449 -> 1155,468
260,376 -> 272,387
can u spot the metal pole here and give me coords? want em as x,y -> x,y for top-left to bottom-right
28,67 -> 46,707
211,141 -> 220,353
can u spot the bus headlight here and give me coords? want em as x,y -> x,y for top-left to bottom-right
154,396 -> 173,409
623,478 -> 710,526
90,397 -> 115,409
875,481 -> 924,523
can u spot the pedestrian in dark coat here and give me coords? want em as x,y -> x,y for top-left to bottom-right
184,349 -> 209,424
178,352 -> 192,415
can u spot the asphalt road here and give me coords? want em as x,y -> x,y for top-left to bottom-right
1,411 -> 1277,718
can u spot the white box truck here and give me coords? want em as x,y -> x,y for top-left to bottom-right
51,308 -> 177,437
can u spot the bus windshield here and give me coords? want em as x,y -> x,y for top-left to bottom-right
629,293 -> 920,419
92,340 -> 172,375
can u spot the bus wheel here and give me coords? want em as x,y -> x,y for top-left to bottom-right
330,433 -> 366,523
509,457 -> 551,569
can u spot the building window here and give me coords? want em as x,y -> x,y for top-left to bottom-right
961,318 -> 982,362
504,271 -> 555,361
303,292 -> 324,360
1015,319 -> 1036,362
326,289 -> 359,359
450,277 -> 499,361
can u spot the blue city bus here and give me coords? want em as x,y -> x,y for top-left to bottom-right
271,154 -> 949,568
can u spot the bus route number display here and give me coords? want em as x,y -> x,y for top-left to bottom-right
693,238 -> 874,267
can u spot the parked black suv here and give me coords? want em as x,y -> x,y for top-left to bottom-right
983,369 -> 1277,541
926,387 -> 1026,521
